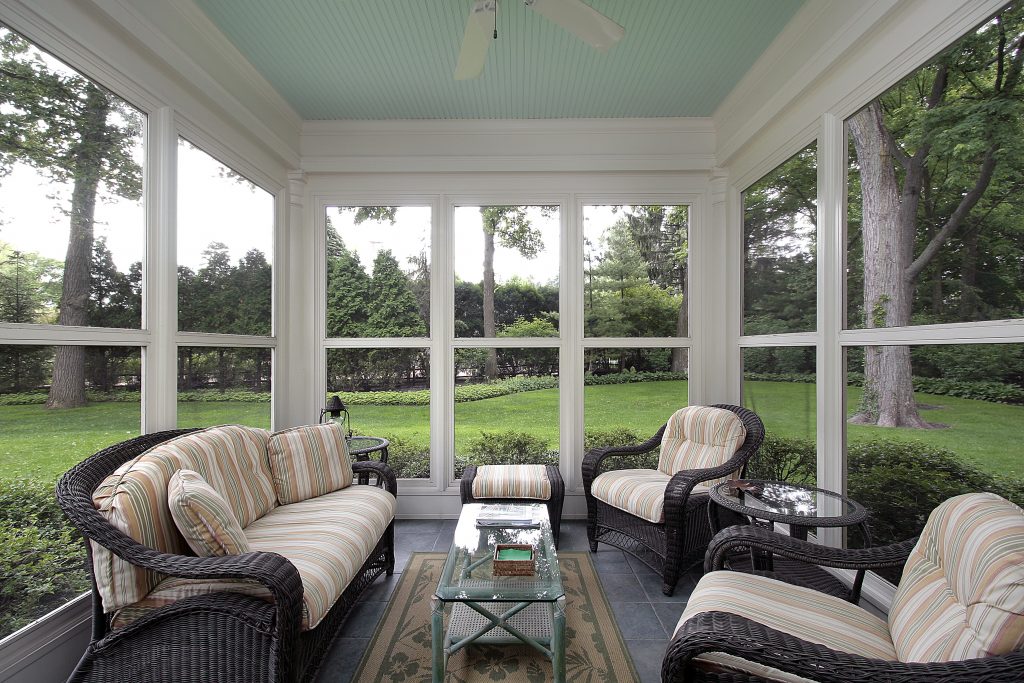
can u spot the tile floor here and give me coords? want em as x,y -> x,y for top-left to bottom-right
315,518 -> 702,683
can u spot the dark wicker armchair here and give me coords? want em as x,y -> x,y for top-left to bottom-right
582,404 -> 764,595
56,429 -> 397,683
663,492 -> 1024,682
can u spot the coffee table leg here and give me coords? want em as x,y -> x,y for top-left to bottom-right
431,597 -> 445,682
552,596 -> 566,682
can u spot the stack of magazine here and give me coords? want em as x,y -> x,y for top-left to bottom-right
475,504 -> 538,528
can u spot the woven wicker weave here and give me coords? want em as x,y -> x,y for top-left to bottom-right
581,405 -> 765,596
663,528 -> 1024,681
56,429 -> 397,683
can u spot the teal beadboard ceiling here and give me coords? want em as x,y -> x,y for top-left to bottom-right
193,0 -> 805,120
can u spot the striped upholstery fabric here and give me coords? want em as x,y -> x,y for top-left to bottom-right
888,492 -> 1024,663
110,485 -> 397,632
590,469 -> 708,524
91,425 -> 276,612
677,571 -> 897,682
472,464 -> 551,500
167,469 -> 251,557
657,406 -> 747,487
267,422 -> 353,505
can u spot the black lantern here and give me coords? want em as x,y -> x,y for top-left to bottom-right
319,395 -> 352,437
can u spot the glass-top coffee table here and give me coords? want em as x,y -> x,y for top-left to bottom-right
432,503 -> 565,683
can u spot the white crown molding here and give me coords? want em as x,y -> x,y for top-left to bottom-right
301,117 -> 716,137
88,0 -> 301,167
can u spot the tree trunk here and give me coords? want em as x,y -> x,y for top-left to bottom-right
959,228 -> 980,320
482,224 -> 498,379
847,101 -> 929,428
47,85 -> 110,409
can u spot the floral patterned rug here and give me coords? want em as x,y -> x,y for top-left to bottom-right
353,551 -> 638,682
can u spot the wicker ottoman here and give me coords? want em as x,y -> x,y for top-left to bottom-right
460,464 -> 565,546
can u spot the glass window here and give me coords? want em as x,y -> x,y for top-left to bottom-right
742,347 -> 817,483
583,205 -> 688,339
845,343 -> 1024,555
0,345 -> 141,638
453,206 -> 559,339
0,27 -> 145,329
177,347 -> 271,428
583,347 -> 687,469
326,348 -> 430,479
743,143 -> 817,334
454,347 -> 558,477
846,5 -> 1024,330
177,139 -> 273,335
325,206 -> 430,338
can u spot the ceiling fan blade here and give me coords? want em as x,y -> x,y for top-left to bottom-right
526,0 -> 624,52
455,0 -> 497,80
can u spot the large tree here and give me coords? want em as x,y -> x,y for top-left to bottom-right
848,5 -> 1024,427
0,29 -> 142,408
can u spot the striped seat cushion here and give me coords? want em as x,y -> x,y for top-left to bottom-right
590,469 -> 706,524
658,406 -> 746,488
268,422 -> 353,505
676,571 -> 898,682
167,469 -> 251,557
111,485 -> 397,632
888,492 -> 1024,663
91,425 -> 276,612
471,464 -> 551,501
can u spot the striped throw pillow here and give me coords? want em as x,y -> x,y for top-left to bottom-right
167,469 -> 251,557
268,422 -> 354,505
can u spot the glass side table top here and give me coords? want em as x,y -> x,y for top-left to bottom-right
346,435 -> 389,457
435,503 -> 563,602
710,480 -> 866,526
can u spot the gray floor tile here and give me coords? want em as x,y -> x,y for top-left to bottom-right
395,518 -> 444,535
653,601 -> 687,635
395,532 -> 439,552
314,636 -> 370,683
636,565 -> 695,603
626,639 -> 669,683
609,602 -> 667,639
357,572 -> 402,603
597,571 -> 647,602
342,600 -> 387,635
591,548 -> 633,574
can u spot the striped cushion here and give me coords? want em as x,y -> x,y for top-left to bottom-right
657,406 -> 746,487
167,469 -> 250,557
889,492 -> 1024,663
268,422 -> 353,505
110,485 -> 397,632
591,469 -> 708,524
676,571 -> 897,682
91,425 -> 275,612
472,465 -> 551,500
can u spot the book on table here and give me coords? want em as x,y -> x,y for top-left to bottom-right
475,504 -> 538,527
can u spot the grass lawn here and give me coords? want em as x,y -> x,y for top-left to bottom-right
2,380 -> 1021,481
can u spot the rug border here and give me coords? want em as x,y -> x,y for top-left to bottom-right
351,550 -> 641,682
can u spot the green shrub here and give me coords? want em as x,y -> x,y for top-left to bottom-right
379,435 -> 431,479
0,478 -> 89,637
745,434 -> 816,485
460,430 -> 556,468
583,427 -> 658,471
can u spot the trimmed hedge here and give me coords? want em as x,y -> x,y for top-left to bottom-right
744,372 -> 1024,405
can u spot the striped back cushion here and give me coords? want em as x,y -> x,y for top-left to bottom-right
267,422 -> 353,505
472,465 -> 551,500
657,406 -> 747,486
889,492 -> 1024,663
168,469 -> 251,557
91,425 -> 275,612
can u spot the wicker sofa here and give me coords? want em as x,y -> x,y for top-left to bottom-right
56,424 -> 397,683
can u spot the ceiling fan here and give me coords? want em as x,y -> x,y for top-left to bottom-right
455,0 -> 625,80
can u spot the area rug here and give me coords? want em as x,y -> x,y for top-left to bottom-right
353,551 -> 639,682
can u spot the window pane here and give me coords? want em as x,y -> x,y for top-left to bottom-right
453,206 -> 559,338
584,348 -> 687,469
454,347 -> 558,477
177,347 -> 271,428
0,345 -> 141,638
325,206 -> 430,338
326,348 -> 430,479
845,344 -> 1024,554
742,347 -> 817,483
177,139 -> 273,335
846,6 -> 1024,329
0,27 -> 144,329
583,205 -> 688,338
742,143 -> 817,334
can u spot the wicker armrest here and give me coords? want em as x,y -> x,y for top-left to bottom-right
664,610 -> 1024,683
581,425 -> 666,487
705,525 -> 918,574
353,460 -> 398,495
